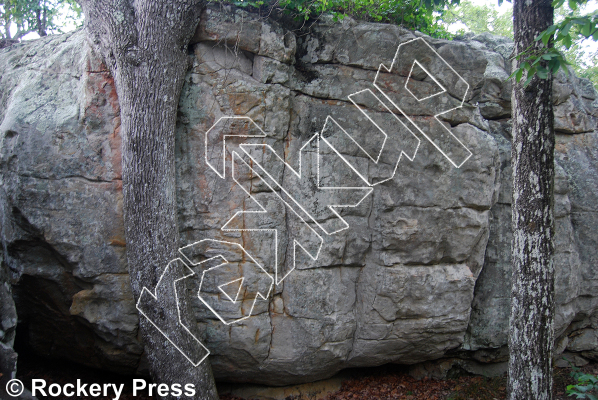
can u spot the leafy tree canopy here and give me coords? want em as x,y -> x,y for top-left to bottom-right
511,0 -> 598,87
1,0 -> 81,40
441,0 -> 513,38
436,0 -> 597,89
4,0 -> 596,90
219,0 -> 458,38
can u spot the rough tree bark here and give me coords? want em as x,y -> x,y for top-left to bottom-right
79,1 -> 218,398
508,0 -> 555,398
35,7 -> 47,37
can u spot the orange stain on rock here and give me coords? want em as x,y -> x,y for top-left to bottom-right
109,238 -> 126,247
85,55 -> 123,181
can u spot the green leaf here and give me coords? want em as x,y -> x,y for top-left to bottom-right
537,27 -> 558,45
579,374 -> 598,383
582,21 -> 592,37
568,0 -> 578,11
550,58 -> 561,73
516,68 -> 523,81
523,67 -> 536,86
572,17 -> 590,25
563,34 -> 573,48
562,21 -> 573,36
545,24 -> 558,36
575,385 -> 590,393
552,0 -> 566,8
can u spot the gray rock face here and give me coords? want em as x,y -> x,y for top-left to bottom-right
0,6 -> 597,385
1,256 -> 19,394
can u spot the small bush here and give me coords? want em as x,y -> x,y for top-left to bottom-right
567,366 -> 598,400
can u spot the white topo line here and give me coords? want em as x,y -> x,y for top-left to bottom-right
138,37 -> 474,366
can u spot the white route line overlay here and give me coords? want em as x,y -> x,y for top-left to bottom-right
222,151 -> 324,285
136,258 -> 210,367
373,37 -> 473,169
205,116 -> 266,179
405,60 -> 447,101
240,135 -> 373,236
178,239 -> 274,326
219,277 -> 244,303
317,113 -> 421,187
204,115 -> 373,237
137,37 -> 475,367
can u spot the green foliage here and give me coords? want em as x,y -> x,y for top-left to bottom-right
441,0 -> 513,38
509,45 -> 571,86
217,0 -> 456,38
511,0 -> 598,87
562,39 -> 598,88
566,367 -> 598,399
536,7 -> 598,50
0,0 -> 81,40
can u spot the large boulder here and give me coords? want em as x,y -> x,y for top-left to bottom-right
0,5 -> 597,385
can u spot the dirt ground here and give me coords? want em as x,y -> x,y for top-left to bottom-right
221,361 -> 598,400
15,350 -> 597,400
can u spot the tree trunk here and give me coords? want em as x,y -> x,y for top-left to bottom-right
508,0 -> 555,398
36,8 -> 47,37
80,1 -> 218,398
4,18 -> 12,39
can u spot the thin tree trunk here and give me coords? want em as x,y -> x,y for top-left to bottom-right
36,9 -> 46,36
36,6 -> 47,37
80,1 -> 218,398
4,19 -> 12,39
508,0 -> 555,398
